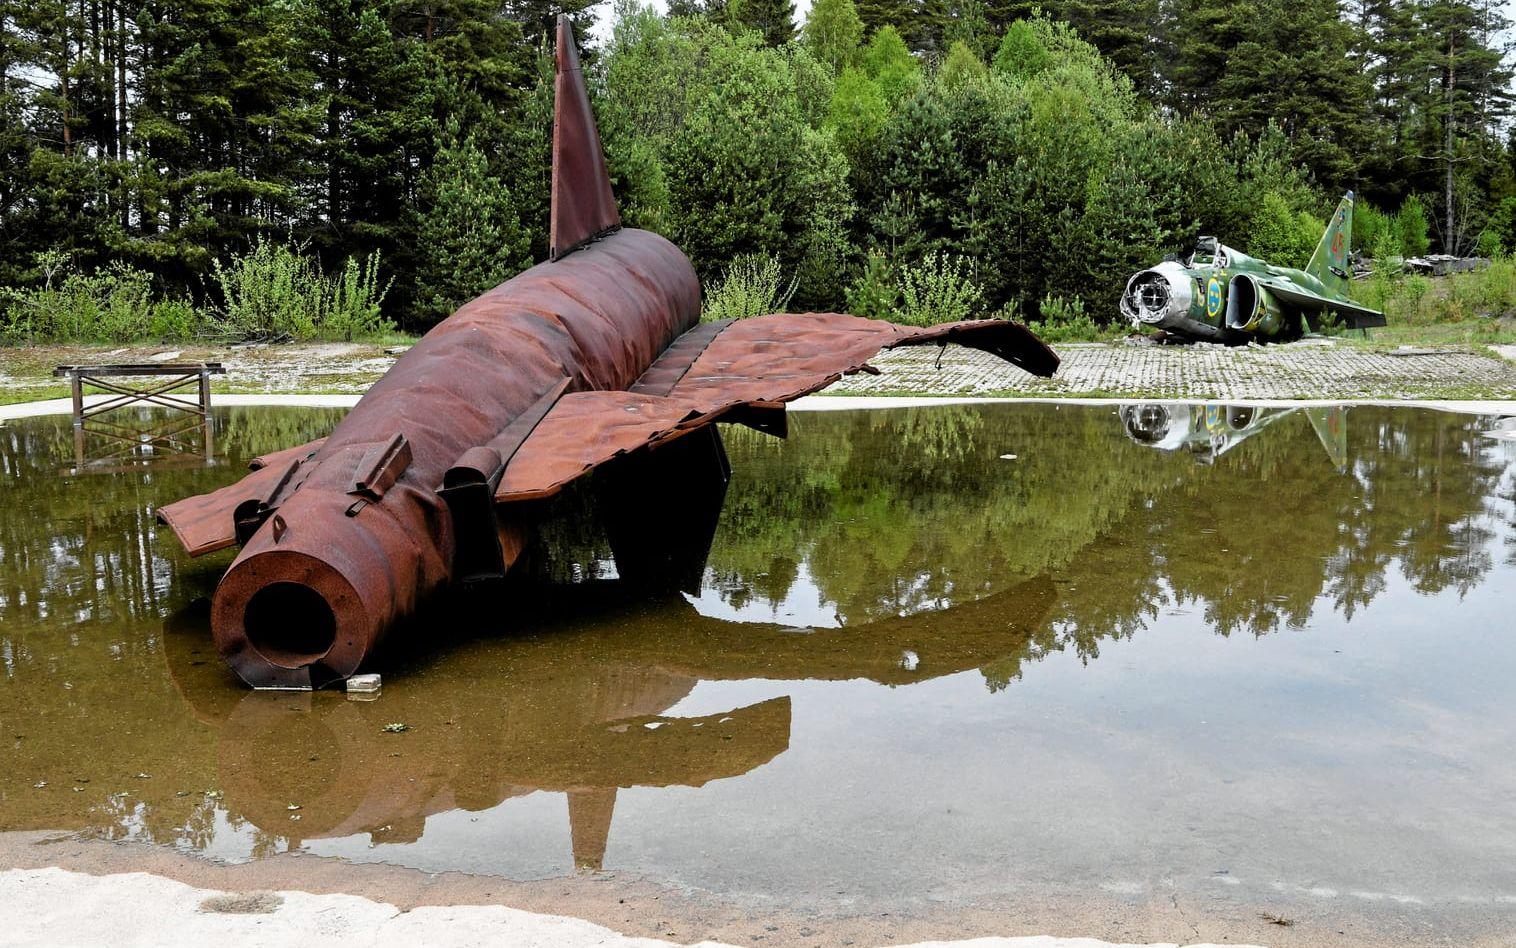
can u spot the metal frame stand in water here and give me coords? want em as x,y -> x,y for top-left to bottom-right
53,362 -> 225,472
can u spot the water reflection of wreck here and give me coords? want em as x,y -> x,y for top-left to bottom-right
163,573 -> 1054,868
1119,402 -> 1347,469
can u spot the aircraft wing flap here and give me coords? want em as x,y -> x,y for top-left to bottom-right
661,313 -> 1057,405
157,439 -> 328,557
1258,278 -> 1387,329
495,391 -> 718,503
156,459 -> 304,557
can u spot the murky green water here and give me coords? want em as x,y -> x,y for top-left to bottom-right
3,402 -> 1516,921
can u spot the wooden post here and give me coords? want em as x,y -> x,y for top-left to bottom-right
199,367 -> 216,462
70,371 -> 84,426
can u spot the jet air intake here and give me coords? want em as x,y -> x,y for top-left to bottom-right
1225,274 -> 1286,336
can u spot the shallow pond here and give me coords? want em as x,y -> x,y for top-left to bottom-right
3,401 -> 1516,935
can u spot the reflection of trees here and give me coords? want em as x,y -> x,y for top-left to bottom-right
715,406 -> 1180,625
0,408 -> 344,849
0,408 -> 345,630
715,404 -> 1505,655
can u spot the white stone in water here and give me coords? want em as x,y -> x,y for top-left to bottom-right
346,674 -> 381,695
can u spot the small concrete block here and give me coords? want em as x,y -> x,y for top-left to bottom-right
346,673 -> 381,696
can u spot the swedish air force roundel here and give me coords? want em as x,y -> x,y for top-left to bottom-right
1206,277 -> 1223,318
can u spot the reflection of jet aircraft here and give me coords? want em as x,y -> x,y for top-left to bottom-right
162,572 -> 1054,868
1119,402 -> 1348,470
1121,192 -> 1385,343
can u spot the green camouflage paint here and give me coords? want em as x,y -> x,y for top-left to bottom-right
1120,192 -> 1386,343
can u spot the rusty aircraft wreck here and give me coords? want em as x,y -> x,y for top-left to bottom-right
156,17 -> 1059,689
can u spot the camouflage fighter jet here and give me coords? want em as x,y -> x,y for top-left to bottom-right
1120,192 -> 1386,343
1119,402 -> 1347,470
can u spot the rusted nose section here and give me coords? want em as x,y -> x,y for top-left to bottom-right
212,548 -> 368,689
211,453 -> 451,689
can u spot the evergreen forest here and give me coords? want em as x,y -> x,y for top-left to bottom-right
1,0 -> 1512,339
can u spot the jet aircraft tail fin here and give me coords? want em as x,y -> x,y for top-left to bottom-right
1305,191 -> 1355,296
550,15 -> 621,260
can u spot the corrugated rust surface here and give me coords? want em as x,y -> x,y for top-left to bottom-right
497,391 -> 710,502
158,460 -> 303,557
549,16 -> 620,260
249,438 -> 326,472
665,314 -> 1057,406
497,314 -> 1058,503
154,16 -> 1061,689
627,320 -> 733,396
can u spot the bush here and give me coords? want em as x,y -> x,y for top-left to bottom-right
1,253 -> 207,343
212,240 -> 392,341
148,298 -> 203,340
1245,192 -> 1320,267
702,253 -> 798,322
1396,197 -> 1431,258
212,240 -> 319,340
844,250 -> 897,319
1355,200 -> 1394,257
324,252 -> 393,341
895,252 -> 984,326
1031,293 -> 1106,342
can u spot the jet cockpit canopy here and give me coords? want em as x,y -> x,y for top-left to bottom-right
1188,236 -> 1227,269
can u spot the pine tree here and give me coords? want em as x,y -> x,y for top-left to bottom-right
1055,0 -> 1161,94
728,0 -> 798,45
1211,0 -> 1373,186
501,0 -> 599,60
916,0 -> 995,58
1164,0 -> 1248,111
414,122 -> 532,319
1408,0 -> 1514,251
854,0 -> 920,42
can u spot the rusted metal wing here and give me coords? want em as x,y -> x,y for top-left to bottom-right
494,313 -> 1057,503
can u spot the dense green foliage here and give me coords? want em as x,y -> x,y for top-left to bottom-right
0,0 -> 1511,340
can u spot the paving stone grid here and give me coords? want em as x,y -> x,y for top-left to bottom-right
835,341 -> 1516,400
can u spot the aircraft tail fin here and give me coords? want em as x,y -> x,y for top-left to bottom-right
550,15 -> 621,260
1305,191 -> 1354,295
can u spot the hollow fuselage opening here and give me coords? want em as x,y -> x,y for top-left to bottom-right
243,582 -> 337,668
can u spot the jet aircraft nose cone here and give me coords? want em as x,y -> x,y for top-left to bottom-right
1121,266 -> 1191,327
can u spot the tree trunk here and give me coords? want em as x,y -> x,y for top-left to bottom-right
328,50 -> 340,226
117,0 -> 128,164
1445,35 -> 1455,252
